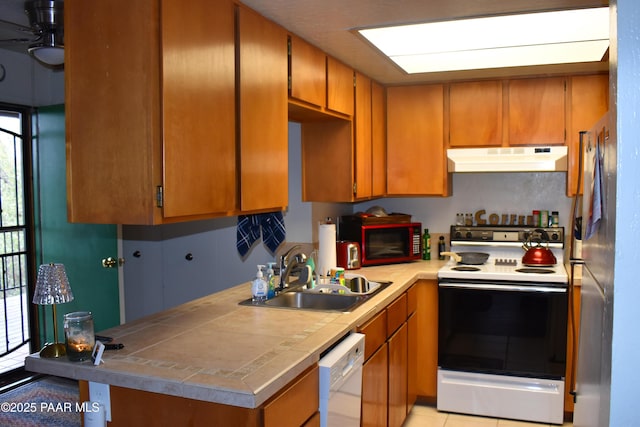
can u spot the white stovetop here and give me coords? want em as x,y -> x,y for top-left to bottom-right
437,246 -> 568,284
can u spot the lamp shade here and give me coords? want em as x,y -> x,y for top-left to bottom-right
33,263 -> 74,305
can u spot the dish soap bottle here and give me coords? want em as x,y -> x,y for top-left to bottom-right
265,262 -> 277,299
252,265 -> 268,303
438,236 -> 446,260
422,229 -> 431,260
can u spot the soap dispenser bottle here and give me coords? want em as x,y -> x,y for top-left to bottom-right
265,262 -> 277,299
252,265 -> 268,303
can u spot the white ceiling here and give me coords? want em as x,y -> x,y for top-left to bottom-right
0,0 -> 609,84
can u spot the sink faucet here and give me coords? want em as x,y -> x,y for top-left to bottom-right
278,245 -> 308,292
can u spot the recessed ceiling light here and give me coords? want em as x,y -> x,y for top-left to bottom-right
358,7 -> 609,74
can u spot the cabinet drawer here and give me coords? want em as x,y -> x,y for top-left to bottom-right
358,310 -> 387,361
263,365 -> 319,427
387,293 -> 408,337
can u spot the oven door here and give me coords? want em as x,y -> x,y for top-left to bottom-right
438,279 -> 568,379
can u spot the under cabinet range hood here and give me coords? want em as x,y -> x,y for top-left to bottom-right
447,146 -> 568,173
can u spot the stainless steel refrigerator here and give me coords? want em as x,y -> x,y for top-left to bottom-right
572,112 -> 616,427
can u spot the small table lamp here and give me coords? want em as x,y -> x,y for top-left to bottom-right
32,263 -> 75,358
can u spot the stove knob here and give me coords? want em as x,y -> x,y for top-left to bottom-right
551,232 -> 559,241
454,231 -> 462,239
466,231 -> 473,239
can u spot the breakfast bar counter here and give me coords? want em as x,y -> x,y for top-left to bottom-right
25,260 -> 445,410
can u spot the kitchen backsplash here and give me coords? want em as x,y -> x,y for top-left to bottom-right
354,171 -> 572,233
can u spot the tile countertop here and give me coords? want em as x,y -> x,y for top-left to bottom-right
25,259 -> 446,409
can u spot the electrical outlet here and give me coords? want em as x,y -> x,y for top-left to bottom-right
89,382 -> 112,422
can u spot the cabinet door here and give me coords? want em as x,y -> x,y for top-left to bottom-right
238,6 -> 288,211
301,119 -> 354,202
371,81 -> 387,197
407,285 -> 418,413
414,280 -> 438,398
327,56 -> 354,116
66,0 -> 162,224
355,71 -> 373,199
388,323 -> 408,427
449,80 -> 503,147
362,343 -> 388,427
289,34 -> 326,108
387,85 -> 447,196
263,366 -> 320,427
567,74 -> 608,196
508,77 -> 566,146
407,312 -> 418,415
161,0 -> 236,218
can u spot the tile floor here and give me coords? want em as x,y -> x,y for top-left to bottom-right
405,404 -> 573,427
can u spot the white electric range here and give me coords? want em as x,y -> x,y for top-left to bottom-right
436,225 -> 569,425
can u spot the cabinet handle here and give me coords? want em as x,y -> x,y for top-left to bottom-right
102,257 -> 124,268
185,253 -> 194,261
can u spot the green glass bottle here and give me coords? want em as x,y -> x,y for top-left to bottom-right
422,229 -> 431,260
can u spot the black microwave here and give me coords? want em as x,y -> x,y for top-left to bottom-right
338,216 -> 422,266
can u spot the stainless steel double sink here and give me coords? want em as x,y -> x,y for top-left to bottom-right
239,277 -> 392,312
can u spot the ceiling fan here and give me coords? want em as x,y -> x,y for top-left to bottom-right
0,0 -> 64,67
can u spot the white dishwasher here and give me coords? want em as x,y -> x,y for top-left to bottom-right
318,332 -> 365,427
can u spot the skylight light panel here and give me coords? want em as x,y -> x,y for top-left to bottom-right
358,7 -> 609,73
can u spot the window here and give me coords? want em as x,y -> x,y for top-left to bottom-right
0,105 -> 35,375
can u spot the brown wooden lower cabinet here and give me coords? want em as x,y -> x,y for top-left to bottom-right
79,365 -> 318,427
414,279 -> 439,399
358,286 -> 417,427
407,294 -> 418,412
361,343 -> 388,427
388,323 -> 408,427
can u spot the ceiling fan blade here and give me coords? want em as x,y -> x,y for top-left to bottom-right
0,37 -> 33,44
0,18 -> 35,34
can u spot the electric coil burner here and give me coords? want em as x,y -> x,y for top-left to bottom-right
437,225 -> 568,425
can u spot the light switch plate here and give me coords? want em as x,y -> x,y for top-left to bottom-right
89,382 -> 112,421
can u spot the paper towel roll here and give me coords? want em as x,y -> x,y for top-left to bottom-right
318,223 -> 337,278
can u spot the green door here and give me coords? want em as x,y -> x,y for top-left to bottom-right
33,105 -> 120,344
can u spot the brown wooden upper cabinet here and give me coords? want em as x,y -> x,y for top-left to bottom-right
300,71 -> 383,202
288,37 -> 354,119
288,34 -> 326,109
449,80 -> 503,147
327,56 -> 355,116
237,5 -> 289,212
354,71 -> 373,199
371,81 -> 387,197
508,77 -> 566,146
386,84 -> 449,196
65,0 -> 288,224
567,74 -> 609,197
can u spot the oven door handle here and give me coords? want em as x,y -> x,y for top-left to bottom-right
438,282 -> 567,293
